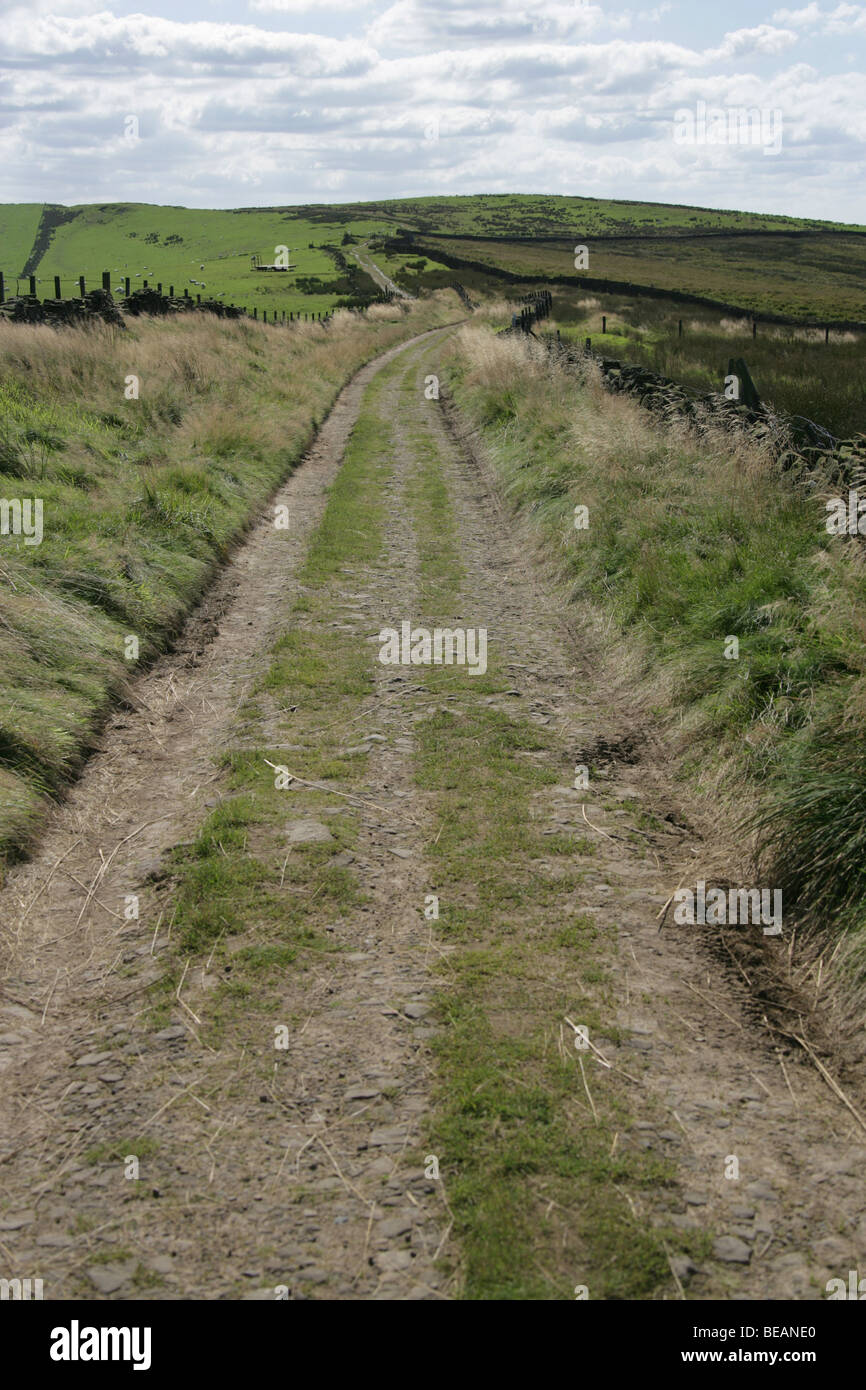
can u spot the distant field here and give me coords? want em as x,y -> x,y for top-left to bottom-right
406,232 -> 866,325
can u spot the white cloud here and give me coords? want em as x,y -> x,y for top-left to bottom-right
773,2 -> 866,30
368,0 -> 613,51
772,3 -> 825,23
248,0 -> 364,10
0,11 -> 375,74
712,24 -> 800,58
0,2 -> 860,220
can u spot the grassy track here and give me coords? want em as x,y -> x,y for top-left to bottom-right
142,333 -> 708,1299
154,362 -> 404,1034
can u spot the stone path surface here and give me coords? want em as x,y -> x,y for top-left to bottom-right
0,325 -> 864,1301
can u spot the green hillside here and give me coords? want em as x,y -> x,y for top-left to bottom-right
295,192 -> 864,237
0,203 -> 438,318
0,204 -> 46,282
1,194 -> 865,323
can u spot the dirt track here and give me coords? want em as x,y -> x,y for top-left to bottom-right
1,324 -> 865,1300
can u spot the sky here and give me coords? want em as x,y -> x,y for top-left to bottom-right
0,0 -> 864,220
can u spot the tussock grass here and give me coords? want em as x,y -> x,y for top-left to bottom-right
449,324 -> 866,1023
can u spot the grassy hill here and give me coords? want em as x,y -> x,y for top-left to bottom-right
0,204 -> 46,281
295,192 -> 865,237
0,203 -> 436,318
3,195 -> 865,325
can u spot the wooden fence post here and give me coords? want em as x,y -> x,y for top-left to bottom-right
79,275 -> 85,298
169,285 -> 173,297
0,271 -> 5,304
143,280 -> 148,289
602,315 -> 607,333
825,326 -> 829,344
54,276 -> 61,299
102,270 -> 110,292
157,283 -> 162,294
125,277 -> 130,296
29,275 -> 37,296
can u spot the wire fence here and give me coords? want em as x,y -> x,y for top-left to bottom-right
0,267 -> 384,327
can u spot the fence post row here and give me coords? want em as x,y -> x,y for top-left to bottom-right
3,269 -> 444,328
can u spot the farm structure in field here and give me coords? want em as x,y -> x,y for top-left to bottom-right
250,252 -> 295,271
